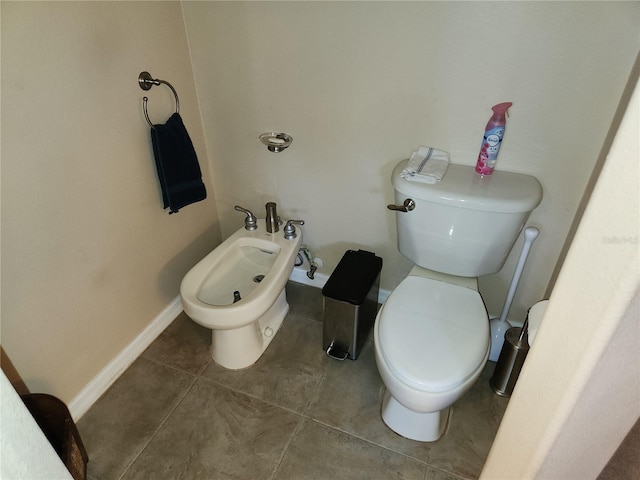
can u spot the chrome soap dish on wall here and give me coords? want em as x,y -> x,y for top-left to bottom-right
259,132 -> 293,152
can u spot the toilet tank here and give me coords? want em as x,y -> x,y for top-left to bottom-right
391,160 -> 542,277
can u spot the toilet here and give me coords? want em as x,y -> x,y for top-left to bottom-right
375,160 -> 542,441
180,216 -> 303,369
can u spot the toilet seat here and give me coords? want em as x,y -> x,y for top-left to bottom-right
377,276 -> 489,393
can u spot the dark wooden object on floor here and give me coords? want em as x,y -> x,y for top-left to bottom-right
21,393 -> 88,480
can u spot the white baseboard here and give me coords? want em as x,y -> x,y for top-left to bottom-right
289,266 -> 330,288
68,296 -> 183,421
289,266 -> 390,304
69,268 -> 390,420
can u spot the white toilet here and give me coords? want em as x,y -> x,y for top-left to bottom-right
375,160 -> 542,441
180,215 -> 303,370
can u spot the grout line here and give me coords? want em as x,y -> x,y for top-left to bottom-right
300,365 -> 329,419
305,411 -> 476,480
268,414 -> 307,480
307,417 -> 433,467
141,351 -> 213,380
287,310 -> 323,324
428,465 -> 469,480
162,371 -> 310,480
196,373 -> 306,418
70,297 -> 183,421
117,371 -> 200,480
90,282 -> 487,480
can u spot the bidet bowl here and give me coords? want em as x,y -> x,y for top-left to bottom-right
180,219 -> 303,330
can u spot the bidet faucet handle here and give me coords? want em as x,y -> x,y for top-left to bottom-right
283,219 -> 304,240
234,205 -> 257,231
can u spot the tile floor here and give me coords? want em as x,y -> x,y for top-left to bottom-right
78,282 -> 510,480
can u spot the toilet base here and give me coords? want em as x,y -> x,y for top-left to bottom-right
210,289 -> 288,369
381,389 -> 450,442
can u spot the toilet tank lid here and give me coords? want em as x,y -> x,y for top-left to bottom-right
392,160 -> 542,213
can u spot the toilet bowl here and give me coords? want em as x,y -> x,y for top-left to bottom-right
380,159 -> 542,441
180,219 -> 302,369
374,268 -> 490,441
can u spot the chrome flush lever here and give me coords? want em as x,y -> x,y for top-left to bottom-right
387,199 -> 415,212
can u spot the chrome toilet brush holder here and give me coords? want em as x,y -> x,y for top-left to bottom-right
490,313 -> 530,396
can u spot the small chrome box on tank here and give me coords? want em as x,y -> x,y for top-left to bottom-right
322,250 -> 382,360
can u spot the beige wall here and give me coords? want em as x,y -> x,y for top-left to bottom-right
482,74 -> 639,479
1,0 -> 638,429
183,1 -> 638,321
1,2 -> 221,403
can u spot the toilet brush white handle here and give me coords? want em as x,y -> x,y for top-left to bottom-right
497,227 -> 540,324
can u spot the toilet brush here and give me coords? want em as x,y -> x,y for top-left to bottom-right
489,226 -> 539,361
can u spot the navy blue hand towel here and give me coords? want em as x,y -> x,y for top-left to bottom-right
150,113 -> 207,214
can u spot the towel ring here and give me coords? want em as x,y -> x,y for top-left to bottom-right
138,71 -> 180,128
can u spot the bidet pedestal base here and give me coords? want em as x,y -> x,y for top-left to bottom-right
381,389 -> 450,442
210,290 -> 289,370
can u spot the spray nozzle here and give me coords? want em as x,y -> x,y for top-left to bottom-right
492,102 -> 513,118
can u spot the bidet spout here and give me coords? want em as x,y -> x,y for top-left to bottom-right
265,202 -> 280,233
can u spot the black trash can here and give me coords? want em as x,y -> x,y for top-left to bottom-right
322,249 -> 383,360
21,393 -> 89,480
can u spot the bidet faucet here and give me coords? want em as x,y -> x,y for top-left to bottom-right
234,205 -> 257,231
283,219 -> 304,240
265,202 -> 281,233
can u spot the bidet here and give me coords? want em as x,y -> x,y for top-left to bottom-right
180,213 -> 303,369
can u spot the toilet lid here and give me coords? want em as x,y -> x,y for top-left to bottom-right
377,276 -> 489,392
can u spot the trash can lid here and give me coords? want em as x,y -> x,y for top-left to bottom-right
322,250 -> 383,305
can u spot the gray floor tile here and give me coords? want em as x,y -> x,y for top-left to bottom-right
274,418 -> 427,480
424,363 -> 509,479
597,416 -> 640,480
78,283 -> 511,480
308,339 -> 506,479
307,336 -> 386,439
308,338 -> 437,462
425,467 -> 468,480
121,379 -> 300,480
200,314 -> 329,413
77,358 -> 196,480
141,311 -> 212,376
